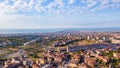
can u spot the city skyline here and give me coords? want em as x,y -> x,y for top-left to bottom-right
0,0 -> 120,29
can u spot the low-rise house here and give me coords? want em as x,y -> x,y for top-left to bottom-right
78,63 -> 89,68
113,52 -> 120,59
44,52 -> 56,58
111,38 -> 120,43
85,54 -> 90,58
4,60 -> 11,68
96,50 -> 102,55
55,56 -> 64,62
4,58 -> 22,68
18,65 -> 26,68
22,59 -> 33,67
95,55 -> 110,63
32,62 -> 40,68
65,63 -> 78,68
72,54 -> 81,63
84,57 -> 97,68
4,63 -> 22,68
36,59 -> 44,65
11,57 -> 22,63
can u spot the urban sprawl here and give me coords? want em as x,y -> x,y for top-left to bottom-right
0,31 -> 120,68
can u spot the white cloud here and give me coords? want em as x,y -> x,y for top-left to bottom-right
68,0 -> 75,4
87,1 -> 96,7
81,0 -> 97,8
89,0 -> 120,12
100,0 -> 110,5
47,1 -> 57,10
112,0 -> 120,2
0,1 -> 15,14
0,0 -> 120,15
55,0 -> 64,8
28,0 -> 35,9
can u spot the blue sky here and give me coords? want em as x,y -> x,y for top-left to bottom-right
0,0 -> 120,29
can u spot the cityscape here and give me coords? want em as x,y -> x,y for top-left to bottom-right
0,31 -> 120,68
0,0 -> 120,68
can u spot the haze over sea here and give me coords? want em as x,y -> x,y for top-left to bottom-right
0,28 -> 120,34
0,29 -> 65,34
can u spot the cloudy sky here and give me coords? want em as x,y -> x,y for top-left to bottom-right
0,0 -> 120,29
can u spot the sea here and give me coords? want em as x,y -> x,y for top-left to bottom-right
0,29 -> 65,34
0,28 -> 119,34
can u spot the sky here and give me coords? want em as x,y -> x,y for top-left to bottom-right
0,0 -> 120,29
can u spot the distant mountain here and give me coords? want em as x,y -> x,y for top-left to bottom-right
58,27 -> 120,32
0,28 -> 120,34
